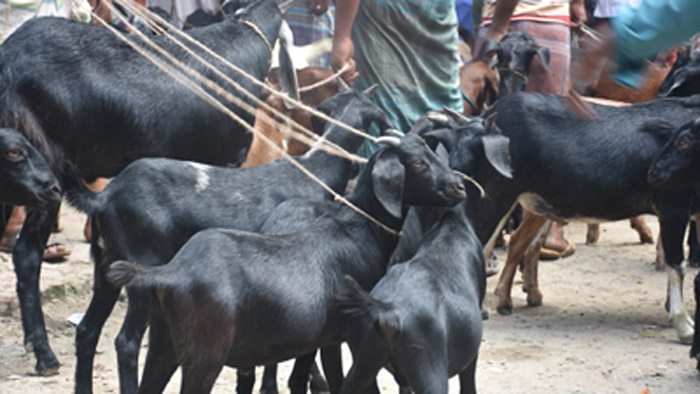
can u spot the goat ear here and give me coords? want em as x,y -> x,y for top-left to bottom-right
278,22 -> 299,109
422,128 -> 458,152
476,38 -> 499,62
372,149 -> 405,218
482,134 -> 513,179
534,45 -> 551,73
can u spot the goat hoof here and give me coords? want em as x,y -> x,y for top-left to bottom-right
654,260 -> 665,271
35,359 -> 60,376
481,309 -> 489,320
497,305 -> 513,315
526,293 -> 543,307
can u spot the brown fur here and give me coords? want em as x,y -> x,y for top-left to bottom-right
242,67 -> 340,168
459,61 -> 500,116
588,60 -> 671,104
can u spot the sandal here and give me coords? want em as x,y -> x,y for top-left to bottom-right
539,239 -> 575,261
0,230 -> 71,262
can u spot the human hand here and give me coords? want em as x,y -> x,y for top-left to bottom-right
570,1 -> 588,26
309,0 -> 329,15
331,36 -> 359,85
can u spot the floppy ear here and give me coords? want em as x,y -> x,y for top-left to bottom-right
482,134 -> 513,179
277,22 -> 299,109
372,149 -> 405,218
476,38 -> 500,62
422,128 -> 459,152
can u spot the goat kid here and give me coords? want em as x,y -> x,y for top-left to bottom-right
338,197 -> 489,394
0,0 -> 295,376
105,134 -> 466,394
68,88 -> 389,394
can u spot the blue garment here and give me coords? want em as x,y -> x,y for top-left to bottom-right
456,0 -> 474,35
612,0 -> 700,87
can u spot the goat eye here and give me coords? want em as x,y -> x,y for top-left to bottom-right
6,148 -> 23,159
677,136 -> 694,151
410,160 -> 426,169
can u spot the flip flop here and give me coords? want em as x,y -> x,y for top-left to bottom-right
0,230 -> 71,262
539,239 -> 575,261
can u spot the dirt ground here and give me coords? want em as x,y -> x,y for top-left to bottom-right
0,204 -> 699,393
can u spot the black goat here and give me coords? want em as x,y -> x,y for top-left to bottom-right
478,31 -> 550,98
0,0 -> 293,376
337,199 -> 488,394
427,92 -> 700,345
648,118 -> 700,370
67,88 -> 389,394
0,128 -> 61,208
105,134 -> 466,394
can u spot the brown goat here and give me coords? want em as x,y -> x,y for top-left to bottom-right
587,60 -> 671,104
242,67 -> 340,168
459,60 -> 500,116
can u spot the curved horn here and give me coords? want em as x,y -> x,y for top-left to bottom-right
277,0 -> 298,14
363,84 -> 379,98
384,128 -> 405,137
426,111 -> 450,124
443,106 -> 472,125
376,136 -> 401,147
336,76 -> 351,92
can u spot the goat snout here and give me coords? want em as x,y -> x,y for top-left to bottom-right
445,179 -> 467,202
42,181 -> 63,203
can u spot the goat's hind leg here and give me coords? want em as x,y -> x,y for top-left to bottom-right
116,287 -> 151,394
458,357 -> 478,394
136,313 -> 178,394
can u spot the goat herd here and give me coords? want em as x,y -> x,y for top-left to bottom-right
0,0 -> 699,393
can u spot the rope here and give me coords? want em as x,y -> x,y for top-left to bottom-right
124,0 -> 381,145
115,0 -> 365,164
80,5 -> 400,236
298,63 -> 349,93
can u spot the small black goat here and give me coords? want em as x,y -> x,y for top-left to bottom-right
338,199 -> 488,394
67,88 -> 389,393
106,134 -> 465,394
0,128 -> 61,207
0,0 -> 293,376
478,31 -> 551,98
648,117 -> 700,371
658,48 -> 700,98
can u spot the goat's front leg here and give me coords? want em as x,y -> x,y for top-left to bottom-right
116,288 -> 151,394
495,211 -> 549,315
12,205 -> 60,375
659,211 -> 695,344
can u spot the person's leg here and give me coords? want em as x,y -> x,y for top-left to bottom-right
0,206 -> 70,261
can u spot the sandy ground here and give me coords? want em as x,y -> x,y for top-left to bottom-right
0,204 -> 699,393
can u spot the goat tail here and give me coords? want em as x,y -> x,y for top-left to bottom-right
106,261 -> 162,289
335,275 -> 399,338
60,164 -> 102,215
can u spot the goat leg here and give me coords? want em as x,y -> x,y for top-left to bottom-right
495,211 -> 549,315
585,224 -> 600,245
12,205 -> 60,376
630,216 -> 654,244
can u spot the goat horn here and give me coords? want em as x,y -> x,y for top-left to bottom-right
443,106 -> 472,125
277,0 -> 298,14
384,128 -> 404,137
363,84 -> 379,98
426,111 -> 449,124
336,76 -> 351,92
376,136 -> 401,147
